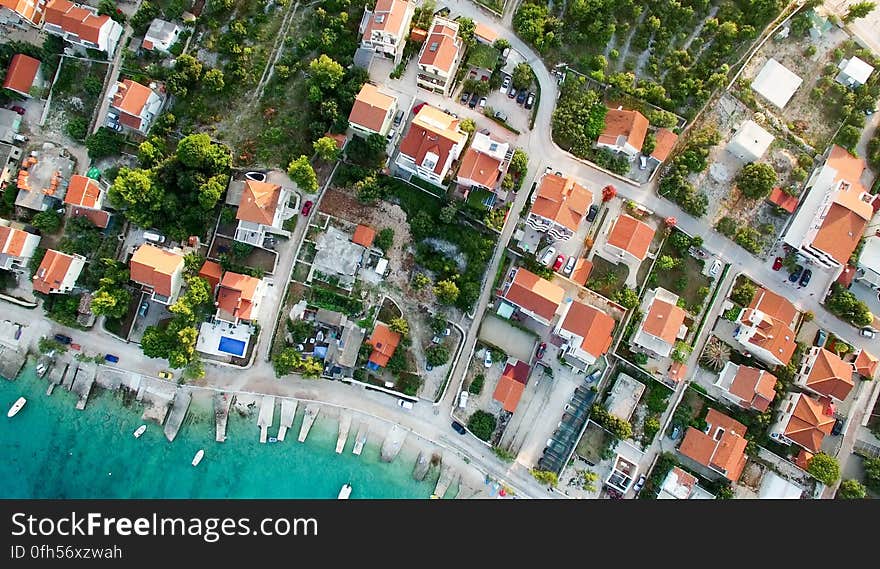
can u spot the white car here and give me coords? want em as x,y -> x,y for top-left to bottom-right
484,350 -> 493,368
563,256 -> 577,275
501,75 -> 511,91
860,328 -> 876,338
458,391 -> 469,409
540,247 -> 557,266
708,259 -> 723,277
397,399 -> 414,410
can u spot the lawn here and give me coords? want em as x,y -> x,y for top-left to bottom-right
466,188 -> 493,210
585,256 -> 629,299
467,44 -> 500,70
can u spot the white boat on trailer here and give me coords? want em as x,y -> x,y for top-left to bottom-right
7,397 -> 26,418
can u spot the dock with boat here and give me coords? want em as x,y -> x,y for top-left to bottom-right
352,423 -> 367,456
258,395 -> 276,443
298,404 -> 320,442
278,398 -> 297,442
163,390 -> 192,442
380,424 -> 407,462
335,412 -> 352,454
70,363 -> 97,410
433,464 -> 457,499
214,392 -> 233,442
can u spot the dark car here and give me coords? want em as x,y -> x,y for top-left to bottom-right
451,421 -> 467,435
138,300 -> 150,318
524,92 -> 535,109
53,334 -> 73,345
536,342 -> 547,360
393,110 -> 404,126
516,89 -> 527,105
831,417 -> 844,436
586,204 -> 599,222
301,200 -> 313,216
460,91 -> 470,104
788,265 -> 804,283
507,85 -> 517,98
799,268 -> 812,287
8,105 -> 26,115
104,354 -> 119,363
468,92 -> 479,108
814,329 -> 827,347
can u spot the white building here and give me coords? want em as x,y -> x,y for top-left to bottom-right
455,132 -> 509,192
631,288 -> 688,359
836,56 -> 874,88
416,16 -> 462,97
0,221 -> 40,272
42,0 -> 123,56
751,58 -> 803,109
358,0 -> 414,65
856,234 -> 880,289
107,79 -> 164,135
348,83 -> 397,138
142,18 -> 182,53
727,120 -> 774,162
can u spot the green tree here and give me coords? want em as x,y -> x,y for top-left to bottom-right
308,54 -> 345,90
736,162 -> 777,200
864,456 -> 880,492
509,149 -> 529,174
389,317 -> 409,336
287,155 -> 319,194
425,344 -> 450,366
467,410 -> 497,441
313,136 -> 341,161
354,175 -> 383,204
183,358 -> 205,381
613,287 -> 639,309
837,479 -> 867,499
202,68 -> 225,93
836,125 -> 861,151
375,228 -> 394,253
457,17 -> 476,44
731,282 -> 756,306
512,63 -> 534,90
433,279 -> 460,304
826,283 -> 874,327
409,211 -> 434,239
176,133 -> 231,172
84,127 -> 124,160
412,273 -> 431,290
273,347 -> 302,376
807,452 -> 840,486
493,38 -> 511,52
530,469 -> 559,487
31,210 -> 62,233
459,118 -> 476,134
552,80 -> 607,152
89,287 -> 131,319
656,255 -> 681,271
137,140 -> 164,167
198,175 -> 226,210
844,1 -> 875,22
439,202 -> 458,223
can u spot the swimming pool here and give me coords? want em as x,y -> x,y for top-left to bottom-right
218,336 -> 246,356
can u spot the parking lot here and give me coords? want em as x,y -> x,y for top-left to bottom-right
128,292 -> 173,344
453,73 -> 534,134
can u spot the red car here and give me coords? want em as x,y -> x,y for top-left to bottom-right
536,342 -> 547,360
553,255 -> 565,271
772,256 -> 783,271
301,200 -> 313,216
8,105 -> 26,115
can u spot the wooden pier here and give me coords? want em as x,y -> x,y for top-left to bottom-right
380,424 -> 407,462
70,363 -> 97,410
278,398 -> 297,442
163,390 -> 192,442
298,404 -> 320,442
214,392 -> 233,442
352,423 -> 367,456
258,395 -> 276,443
335,412 -> 352,454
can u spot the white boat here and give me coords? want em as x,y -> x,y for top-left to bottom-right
337,483 -> 352,499
191,449 -> 205,467
268,437 -> 278,443
36,362 -> 48,377
7,397 -> 26,418
133,425 -> 147,438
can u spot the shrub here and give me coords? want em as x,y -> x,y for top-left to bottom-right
590,404 -> 633,440
375,228 -> 394,253
469,373 -> 485,394
467,410 -> 497,441
731,282 -> 756,306
864,456 -> 880,492
837,479 -> 866,499
530,469 -> 558,487
807,452 -> 840,486
425,344 -> 450,366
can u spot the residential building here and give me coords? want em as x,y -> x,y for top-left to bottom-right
234,178 -> 290,246
769,392 -> 835,453
525,173 -> 592,241
142,18 -> 182,53
359,0 -> 414,64
715,362 -> 777,412
128,243 -> 185,305
596,108 -> 649,158
657,467 -> 715,499
605,454 -> 639,494
32,249 -> 84,294
325,320 -> 366,376
631,288 -> 687,358
679,408 -> 748,482
0,0 -> 48,25
455,132 -> 510,193
215,271 -> 266,325
14,147 -> 74,211
783,145 -> 874,272
351,224 -> 376,248
795,347 -> 855,402
395,104 -> 467,186
734,286 -> 798,367
43,0 -> 123,56
416,16 -> 462,96
768,187 -> 799,214
554,301 -> 614,369
312,226 -> 367,290
63,174 -> 103,210
853,348 -> 879,381
2,54 -> 43,98
500,267 -> 564,326
604,373 -> 645,422
0,143 -> 20,188
493,359 -> 530,412
198,260 -> 222,294
604,214 -> 655,264
836,56 -> 874,88
855,234 -> 880,289
0,220 -> 39,271
727,120 -> 774,162
649,128 -> 679,164
366,322 -> 401,370
107,79 -> 164,135
0,109 -> 23,144
348,83 -> 398,138
757,471 -> 804,499
474,22 -> 498,45
750,57 -> 802,109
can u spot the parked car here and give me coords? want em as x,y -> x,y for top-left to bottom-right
553,254 -> 565,272
861,327 -> 877,338
831,417 -> 844,436
633,475 -> 647,494
501,75 -> 511,91
524,92 -> 535,109
138,300 -> 150,318
708,259 -> 723,278
772,256 -> 783,271
468,92 -> 479,108
586,204 -> 599,222
536,342 -> 547,360
516,89 -> 527,105
788,265 -> 804,283
484,350 -> 493,367
12,133 -> 28,143
158,370 -> 174,380
393,109 -> 404,126
478,97 -> 487,109
108,122 -> 123,132
8,105 -> 26,115
301,200 -> 313,216
540,247 -> 557,266
814,329 -> 827,347
563,256 -> 577,275
460,91 -> 470,104
638,155 -> 648,170
104,354 -> 120,363
799,268 -> 812,287
143,230 -> 166,244
397,399 -> 414,410
386,128 -> 397,142
53,334 -> 73,345
458,391 -> 469,409
451,421 -> 467,435
507,85 -> 517,98
493,110 -> 508,122
554,171 -> 563,177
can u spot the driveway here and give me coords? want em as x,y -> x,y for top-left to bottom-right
478,314 -> 538,362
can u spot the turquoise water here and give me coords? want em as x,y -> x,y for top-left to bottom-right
0,362 -> 441,499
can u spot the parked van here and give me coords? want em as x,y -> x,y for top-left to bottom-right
143,231 -> 166,244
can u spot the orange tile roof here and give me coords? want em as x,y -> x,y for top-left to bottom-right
368,322 -> 401,367
560,301 -> 614,360
531,174 -> 593,232
217,271 -> 261,321
0,0 -> 46,24
503,268 -> 564,322
768,187 -> 799,213
598,109 -> 649,151
398,105 -> 465,175
650,128 -> 678,162
812,201 -> 870,265
642,297 -> 686,344
679,409 -> 748,482
362,0 -> 411,39
0,224 -> 35,257
64,175 -> 101,208
2,54 -> 40,96
729,365 -> 777,412
854,349 -> 879,379
749,287 -> 798,327
794,449 -> 813,470
493,361 -> 530,412
804,348 -> 855,401
236,179 -> 282,226
32,249 -> 75,294
668,361 -> 687,383
69,206 -> 110,229
607,214 -> 655,260
457,146 -> 503,188
419,20 -> 460,73
349,83 -> 396,132
410,27 -> 427,42
783,394 -> 835,453
352,224 -> 376,248
198,260 -> 222,293
474,22 -> 498,44
110,79 -> 153,120
570,258 -> 592,285
129,244 -> 184,298
740,308 -> 797,365
827,144 -> 867,189
44,0 -> 110,44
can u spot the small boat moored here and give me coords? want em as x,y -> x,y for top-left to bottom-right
7,397 -> 26,418
338,483 -> 352,499
133,425 -> 147,438
36,362 -> 48,377
268,437 -> 278,443
191,449 -> 205,466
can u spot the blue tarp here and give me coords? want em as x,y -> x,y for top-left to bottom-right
218,336 -> 246,357
366,361 -> 381,372
313,346 -> 328,360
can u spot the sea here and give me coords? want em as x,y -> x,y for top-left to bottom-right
0,362 -> 447,499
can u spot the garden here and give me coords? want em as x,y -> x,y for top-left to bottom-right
645,229 -> 712,315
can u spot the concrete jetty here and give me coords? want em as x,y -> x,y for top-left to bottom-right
214,392 -> 234,442
61,361 -> 78,391
298,404 -> 320,442
335,412 -> 352,454
163,390 -> 192,442
258,395 -> 276,443
71,363 -> 97,410
412,450 -> 430,481
46,359 -> 68,395
0,345 -> 26,379
352,424 -> 367,456
433,464 -> 456,498
380,424 -> 407,462
278,398 -> 297,442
